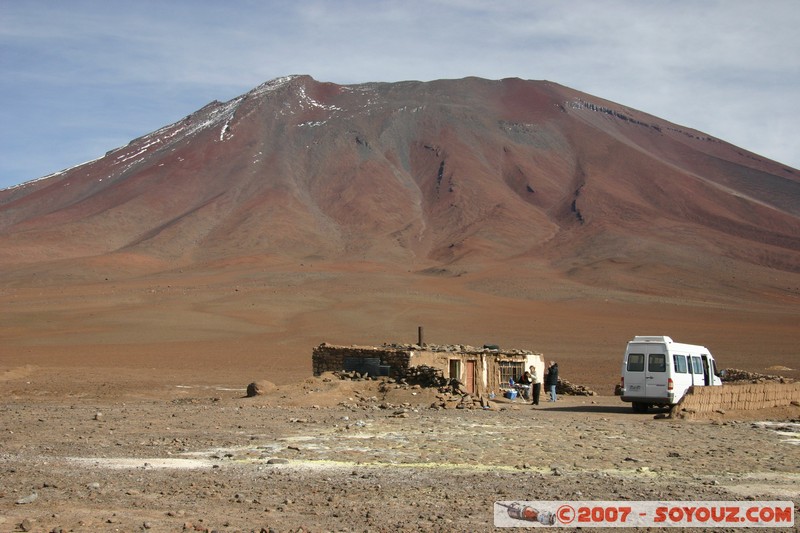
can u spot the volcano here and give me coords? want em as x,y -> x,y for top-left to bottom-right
1,76 -> 798,390
2,75 -> 799,288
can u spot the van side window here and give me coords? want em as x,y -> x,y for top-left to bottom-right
691,356 -> 703,374
673,354 -> 688,373
627,353 -> 645,371
648,353 -> 667,372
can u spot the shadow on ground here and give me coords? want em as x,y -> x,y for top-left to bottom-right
540,403 -> 671,415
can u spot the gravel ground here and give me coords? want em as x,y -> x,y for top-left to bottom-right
1,378 -> 799,532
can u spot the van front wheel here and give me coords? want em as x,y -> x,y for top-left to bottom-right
632,402 -> 649,413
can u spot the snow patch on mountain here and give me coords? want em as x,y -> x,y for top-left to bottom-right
249,75 -> 301,98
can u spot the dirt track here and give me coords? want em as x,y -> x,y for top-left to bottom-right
1,375 -> 798,532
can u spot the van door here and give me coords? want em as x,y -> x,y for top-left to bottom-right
645,352 -> 668,400
708,357 -> 722,385
690,356 -> 704,386
670,353 -> 691,401
624,352 -> 646,398
700,355 -> 711,386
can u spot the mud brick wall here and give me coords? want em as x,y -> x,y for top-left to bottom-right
312,344 -> 412,376
674,382 -> 800,415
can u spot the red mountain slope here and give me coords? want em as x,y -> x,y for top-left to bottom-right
1,75 -> 798,301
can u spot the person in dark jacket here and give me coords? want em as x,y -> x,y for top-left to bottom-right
545,361 -> 559,402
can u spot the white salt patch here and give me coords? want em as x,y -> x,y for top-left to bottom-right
68,457 -> 212,470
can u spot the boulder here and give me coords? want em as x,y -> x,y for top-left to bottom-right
246,380 -> 276,397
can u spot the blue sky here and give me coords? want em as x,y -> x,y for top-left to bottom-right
1,0 -> 798,190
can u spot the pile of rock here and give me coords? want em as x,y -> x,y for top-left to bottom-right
331,370 -> 380,381
721,368 -> 794,384
429,391 -> 489,410
337,387 -> 418,412
556,379 -> 596,396
383,342 -> 538,356
437,378 -> 468,395
397,365 -> 448,388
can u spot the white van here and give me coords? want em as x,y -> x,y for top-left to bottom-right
620,336 -> 722,412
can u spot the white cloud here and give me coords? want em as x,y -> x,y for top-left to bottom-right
1,0 -> 798,189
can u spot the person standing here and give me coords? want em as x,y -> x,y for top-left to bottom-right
518,370 -> 533,401
545,360 -> 559,402
529,364 -> 541,405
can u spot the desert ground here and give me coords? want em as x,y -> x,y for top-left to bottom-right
1,262 -> 799,532
1,374 -> 798,533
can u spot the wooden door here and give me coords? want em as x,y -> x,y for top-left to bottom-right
465,360 -> 476,394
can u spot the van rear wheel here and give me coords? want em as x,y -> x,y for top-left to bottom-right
632,402 -> 649,413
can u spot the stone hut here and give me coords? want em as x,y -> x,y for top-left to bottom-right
312,342 -> 545,397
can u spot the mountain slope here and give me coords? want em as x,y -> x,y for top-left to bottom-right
1,75 -> 798,302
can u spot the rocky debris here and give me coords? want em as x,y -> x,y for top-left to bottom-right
323,366 -> 597,409
327,382 -> 424,413
557,378 -> 596,396
456,395 -> 480,409
429,390 -> 493,410
438,377 -> 468,395
330,370 -> 379,381
399,365 -> 448,388
721,368 -> 794,384
427,375 -> 498,410
332,365 -> 448,387
382,342 -> 538,356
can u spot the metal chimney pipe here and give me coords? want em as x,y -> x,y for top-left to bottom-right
418,326 -> 424,346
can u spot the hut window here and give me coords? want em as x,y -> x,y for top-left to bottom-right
448,359 -> 461,380
499,361 -> 524,385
